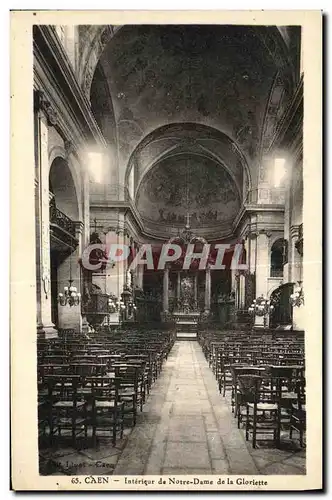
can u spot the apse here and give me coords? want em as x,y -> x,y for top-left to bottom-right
135,154 -> 241,237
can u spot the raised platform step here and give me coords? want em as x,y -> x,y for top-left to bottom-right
176,323 -> 197,333
176,332 -> 197,340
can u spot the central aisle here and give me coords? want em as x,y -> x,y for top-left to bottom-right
114,341 -> 259,475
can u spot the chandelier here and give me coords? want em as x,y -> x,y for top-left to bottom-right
290,283 -> 304,307
248,296 -> 274,317
58,255 -> 81,307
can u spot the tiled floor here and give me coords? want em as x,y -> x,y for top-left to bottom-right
40,341 -> 305,476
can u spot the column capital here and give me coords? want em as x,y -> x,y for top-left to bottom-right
248,231 -> 259,240
258,229 -> 273,238
74,220 -> 84,235
290,224 -> 300,239
64,139 -> 76,159
34,90 -> 58,126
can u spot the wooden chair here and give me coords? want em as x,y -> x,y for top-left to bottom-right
233,367 -> 266,424
289,378 -> 306,447
90,376 -> 124,446
241,374 -> 281,449
46,375 -> 88,447
116,365 -> 140,427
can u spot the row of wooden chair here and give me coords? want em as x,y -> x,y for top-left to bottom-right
37,328 -> 176,448
198,330 -> 306,449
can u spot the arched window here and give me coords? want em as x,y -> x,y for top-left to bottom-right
270,238 -> 287,277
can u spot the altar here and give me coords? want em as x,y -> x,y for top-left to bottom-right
162,269 -> 210,338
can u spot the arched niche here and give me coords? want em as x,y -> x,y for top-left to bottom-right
49,156 -> 79,221
49,157 -> 82,331
270,238 -> 287,278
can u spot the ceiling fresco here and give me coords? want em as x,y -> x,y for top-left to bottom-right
135,154 -> 241,229
127,123 -> 248,196
98,25 -> 295,166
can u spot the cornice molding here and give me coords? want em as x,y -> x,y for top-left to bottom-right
268,74 -> 303,155
33,25 -> 107,149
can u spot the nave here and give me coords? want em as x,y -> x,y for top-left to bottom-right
39,338 -> 305,476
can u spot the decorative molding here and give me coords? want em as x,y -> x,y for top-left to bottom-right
290,224 -> 300,239
268,74 -> 303,155
74,220 -> 85,235
294,223 -> 303,257
248,231 -> 259,240
33,25 -> 107,149
34,89 -> 58,126
64,139 -> 76,159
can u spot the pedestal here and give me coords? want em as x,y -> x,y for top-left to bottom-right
35,111 -> 57,338
253,314 -> 266,329
205,267 -> 211,313
292,306 -> 305,331
163,267 -> 169,313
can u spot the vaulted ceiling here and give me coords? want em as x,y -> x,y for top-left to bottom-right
94,25 -> 299,166
89,24 -> 300,238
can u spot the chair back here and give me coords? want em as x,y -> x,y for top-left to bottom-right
237,374 -> 263,403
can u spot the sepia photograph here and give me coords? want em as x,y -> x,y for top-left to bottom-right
10,9 -> 322,491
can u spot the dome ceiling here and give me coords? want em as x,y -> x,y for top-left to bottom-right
98,24 -> 295,166
135,154 -> 241,237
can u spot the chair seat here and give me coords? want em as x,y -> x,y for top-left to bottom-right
282,392 -> 297,400
119,389 -> 135,396
55,417 -> 86,425
54,400 -> 85,408
247,420 -> 279,429
95,400 -> 115,408
292,403 -> 306,412
248,402 -> 278,411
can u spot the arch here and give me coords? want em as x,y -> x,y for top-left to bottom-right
270,238 -> 286,278
124,122 -> 252,197
48,148 -> 83,222
267,282 -> 283,298
49,156 -> 80,221
90,60 -> 117,145
80,25 -> 296,104
269,282 -> 294,328
134,151 -> 243,205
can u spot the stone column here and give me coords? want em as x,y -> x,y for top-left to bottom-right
137,263 -> 144,289
163,267 -> 169,313
255,231 -> 271,298
117,226 -> 126,300
205,267 -> 211,312
194,274 -> 198,305
35,106 -> 57,338
290,225 -> 303,284
177,271 -> 181,308
57,222 -> 83,332
239,273 -> 245,309
248,232 -> 257,276
254,231 -> 271,329
290,225 -> 304,331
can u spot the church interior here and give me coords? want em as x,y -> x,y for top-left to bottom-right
35,24 -> 305,476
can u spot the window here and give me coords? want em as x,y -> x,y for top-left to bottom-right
87,152 -> 104,183
270,238 -> 287,277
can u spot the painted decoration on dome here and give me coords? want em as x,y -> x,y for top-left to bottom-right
136,155 -> 241,227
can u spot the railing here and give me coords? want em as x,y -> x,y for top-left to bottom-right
50,204 -> 76,238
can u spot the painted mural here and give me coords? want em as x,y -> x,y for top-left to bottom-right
136,155 -> 241,227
